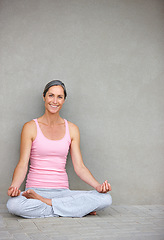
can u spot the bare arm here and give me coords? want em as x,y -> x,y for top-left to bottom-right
69,123 -> 111,193
8,121 -> 35,197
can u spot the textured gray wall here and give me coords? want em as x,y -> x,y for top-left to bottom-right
0,0 -> 164,204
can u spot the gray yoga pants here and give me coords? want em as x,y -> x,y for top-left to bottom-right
7,188 -> 112,218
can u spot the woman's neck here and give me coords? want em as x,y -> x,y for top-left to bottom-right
40,112 -> 64,126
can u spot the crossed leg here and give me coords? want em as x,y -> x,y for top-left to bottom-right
22,189 -> 97,215
22,189 -> 52,206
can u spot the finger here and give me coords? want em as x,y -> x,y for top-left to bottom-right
104,180 -> 111,192
107,182 -> 111,190
15,188 -> 19,196
11,191 -> 15,197
108,183 -> 112,191
102,183 -> 106,192
9,188 -> 14,196
16,187 -> 20,196
13,187 -> 17,196
102,180 -> 107,191
11,188 -> 16,197
12,187 -> 17,197
105,181 -> 109,191
105,182 -> 109,192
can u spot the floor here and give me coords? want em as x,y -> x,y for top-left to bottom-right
0,204 -> 164,240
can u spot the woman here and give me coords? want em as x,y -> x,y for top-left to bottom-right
7,80 -> 112,218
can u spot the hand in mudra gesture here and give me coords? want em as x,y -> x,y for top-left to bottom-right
96,180 -> 111,193
8,186 -> 21,197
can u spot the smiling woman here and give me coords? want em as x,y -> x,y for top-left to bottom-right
44,85 -> 65,115
43,80 -> 66,115
6,80 -> 112,218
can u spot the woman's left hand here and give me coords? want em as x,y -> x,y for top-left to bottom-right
96,180 -> 112,193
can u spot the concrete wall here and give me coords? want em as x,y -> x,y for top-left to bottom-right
0,0 -> 164,204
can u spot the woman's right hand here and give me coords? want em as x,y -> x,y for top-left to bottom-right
96,180 -> 112,193
7,186 -> 21,197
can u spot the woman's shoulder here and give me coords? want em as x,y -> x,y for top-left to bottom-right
67,120 -> 79,131
67,121 -> 80,139
23,119 -> 36,129
21,119 -> 37,141
22,119 -> 37,135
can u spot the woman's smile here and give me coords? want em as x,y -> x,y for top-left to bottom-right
49,104 -> 59,108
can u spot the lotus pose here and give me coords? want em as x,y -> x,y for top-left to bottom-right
7,80 -> 112,218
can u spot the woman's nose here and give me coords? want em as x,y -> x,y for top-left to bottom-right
53,97 -> 57,103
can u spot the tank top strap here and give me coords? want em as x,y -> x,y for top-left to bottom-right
33,118 -> 42,136
64,119 -> 71,143
33,118 -> 40,129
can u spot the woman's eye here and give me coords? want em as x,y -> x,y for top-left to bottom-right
49,94 -> 53,97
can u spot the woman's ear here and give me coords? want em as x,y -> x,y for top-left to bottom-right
43,94 -> 45,102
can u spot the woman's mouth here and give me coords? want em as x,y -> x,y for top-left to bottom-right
50,104 -> 59,108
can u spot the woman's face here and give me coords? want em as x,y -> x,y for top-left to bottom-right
43,85 -> 65,114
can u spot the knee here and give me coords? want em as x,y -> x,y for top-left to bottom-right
102,193 -> 112,208
7,197 -> 21,215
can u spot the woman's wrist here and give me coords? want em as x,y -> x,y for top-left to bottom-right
10,182 -> 20,189
93,182 -> 101,190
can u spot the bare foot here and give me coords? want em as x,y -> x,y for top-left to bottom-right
22,189 -> 41,200
89,211 -> 97,215
22,189 -> 52,206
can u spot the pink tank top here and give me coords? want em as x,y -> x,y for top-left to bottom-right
26,119 -> 71,189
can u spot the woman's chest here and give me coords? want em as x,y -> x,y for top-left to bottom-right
31,138 -> 70,158
39,124 -> 66,141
